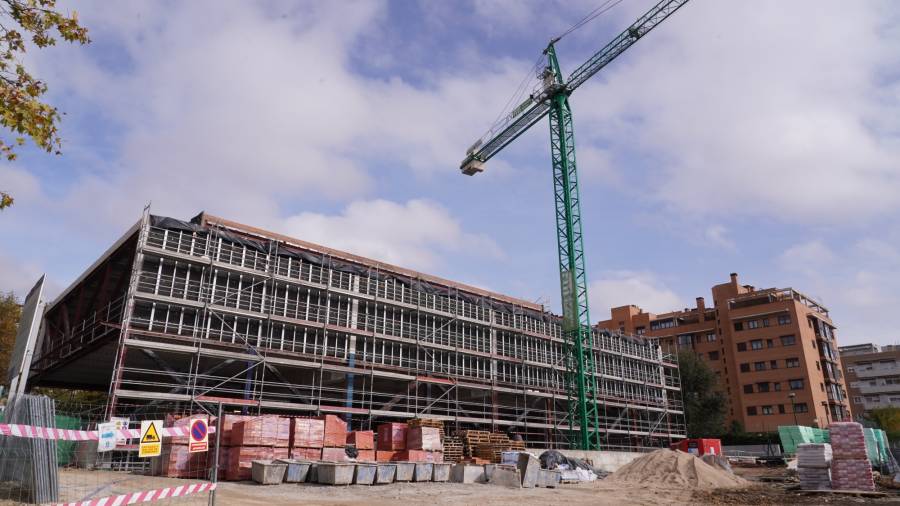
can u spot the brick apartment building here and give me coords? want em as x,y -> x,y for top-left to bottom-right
597,273 -> 851,432
840,343 -> 900,419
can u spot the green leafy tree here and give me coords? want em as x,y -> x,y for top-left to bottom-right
868,406 -> 900,440
0,290 -> 21,379
0,0 -> 89,209
678,349 -> 727,438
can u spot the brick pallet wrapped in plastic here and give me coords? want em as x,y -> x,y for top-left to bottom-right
796,443 -> 832,490
219,414 -> 256,446
319,415 -> 348,447
291,418 -> 325,449
394,450 -> 444,463
227,446 -> 289,481
376,450 -> 398,462
828,422 -> 874,491
321,447 -> 351,462
153,444 -> 209,479
291,447 -> 322,460
232,417 -> 290,447
377,422 -> 407,451
407,427 -> 443,452
357,450 -> 376,462
347,430 -> 374,450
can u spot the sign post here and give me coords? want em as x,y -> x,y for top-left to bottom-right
189,417 -> 209,453
139,420 -> 163,458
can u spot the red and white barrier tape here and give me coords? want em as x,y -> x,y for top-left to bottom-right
0,423 -> 215,441
55,482 -> 216,506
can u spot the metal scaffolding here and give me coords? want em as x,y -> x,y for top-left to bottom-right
31,212 -> 685,449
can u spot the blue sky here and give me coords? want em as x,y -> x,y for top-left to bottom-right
1,0 -> 899,346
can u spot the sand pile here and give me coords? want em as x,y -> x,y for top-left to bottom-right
607,449 -> 748,489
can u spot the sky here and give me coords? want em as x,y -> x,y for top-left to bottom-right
1,0 -> 899,347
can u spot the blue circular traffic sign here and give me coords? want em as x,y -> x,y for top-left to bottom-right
191,419 -> 208,441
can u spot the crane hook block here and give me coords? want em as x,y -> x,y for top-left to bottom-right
460,156 -> 485,176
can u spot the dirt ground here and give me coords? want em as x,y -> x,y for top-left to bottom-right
14,465 -> 900,506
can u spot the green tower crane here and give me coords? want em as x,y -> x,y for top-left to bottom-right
460,0 -> 691,450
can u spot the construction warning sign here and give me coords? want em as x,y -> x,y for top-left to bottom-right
139,420 -> 163,458
188,418 -> 209,453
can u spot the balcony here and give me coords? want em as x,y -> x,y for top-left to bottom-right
852,365 -> 900,379
728,287 -> 829,316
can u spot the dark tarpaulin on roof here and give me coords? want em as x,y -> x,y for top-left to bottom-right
150,215 -> 205,232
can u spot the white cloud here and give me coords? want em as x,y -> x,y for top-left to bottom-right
778,235 -> 900,346
588,270 -> 684,317
574,0 -> 900,223
280,199 -> 503,272
704,224 -> 735,250
778,240 -> 836,277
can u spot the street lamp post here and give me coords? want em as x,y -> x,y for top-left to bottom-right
788,393 -> 799,425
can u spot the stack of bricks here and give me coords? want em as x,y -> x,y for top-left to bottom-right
796,443 -> 832,490
226,416 -> 290,481
152,415 -> 211,479
400,426 -> 443,462
319,414 -> 350,462
375,422 -> 407,462
407,418 -> 445,442
289,417 -> 324,461
347,430 -> 375,461
829,422 -> 875,491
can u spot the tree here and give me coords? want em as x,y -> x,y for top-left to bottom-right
0,291 -> 21,379
0,0 -> 89,209
868,406 -> 900,440
678,349 -> 728,438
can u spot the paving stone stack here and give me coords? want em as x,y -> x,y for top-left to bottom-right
796,443 -> 832,490
829,422 -> 875,491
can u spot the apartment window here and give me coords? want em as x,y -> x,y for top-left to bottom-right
778,314 -> 791,325
743,384 -> 754,394
774,382 -> 782,391
737,342 -> 747,352
740,363 -> 750,373
761,405 -> 774,415
786,358 -> 800,368
762,318 -> 770,327
706,333 -> 716,342
734,322 -> 744,331
754,362 -> 766,371
816,361 -> 820,370
780,335 -> 796,346
847,366 -> 855,373
770,360 -> 779,369
747,320 -> 761,330
678,334 -> 693,346
747,406 -> 757,416
651,319 -> 676,330
852,396 -> 862,403
750,340 -> 763,350
794,403 -> 809,413
766,339 -> 775,348
789,379 -> 804,390
635,326 -> 645,336
709,351 -> 720,360
778,404 -> 786,414
757,382 -> 770,393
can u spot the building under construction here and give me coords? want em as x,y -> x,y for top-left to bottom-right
28,212 -> 685,449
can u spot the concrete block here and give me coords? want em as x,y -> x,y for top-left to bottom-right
488,465 -> 521,488
450,464 -> 486,484
516,453 -> 540,488
538,469 -> 561,488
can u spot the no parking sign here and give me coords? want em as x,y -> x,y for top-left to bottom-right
189,417 -> 209,453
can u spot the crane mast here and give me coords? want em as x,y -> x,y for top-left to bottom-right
460,0 -> 690,450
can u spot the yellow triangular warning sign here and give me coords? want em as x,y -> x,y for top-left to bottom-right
141,422 -> 160,444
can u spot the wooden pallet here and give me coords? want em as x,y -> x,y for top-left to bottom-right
456,430 -> 490,458
442,436 -> 464,463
